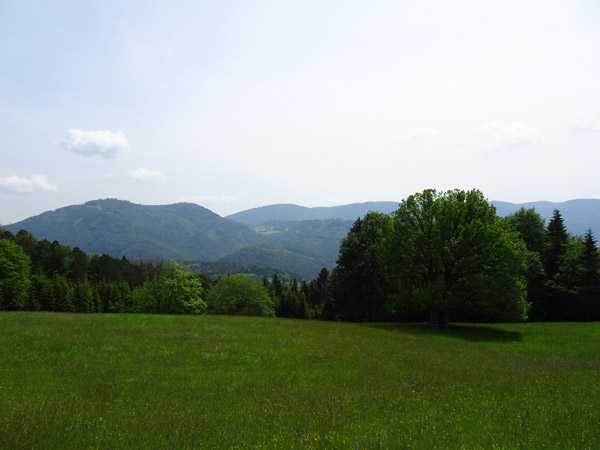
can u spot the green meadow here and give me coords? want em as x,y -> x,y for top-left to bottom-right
1,313 -> 599,449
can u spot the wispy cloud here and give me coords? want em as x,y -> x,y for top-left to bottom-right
395,128 -> 447,145
0,174 -> 58,194
568,113 -> 600,132
128,168 -> 166,183
479,121 -> 540,148
394,128 -> 465,149
61,129 -> 129,158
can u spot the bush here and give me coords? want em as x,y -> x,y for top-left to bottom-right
207,274 -> 275,317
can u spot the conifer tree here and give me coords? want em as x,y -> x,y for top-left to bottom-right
543,209 -> 569,279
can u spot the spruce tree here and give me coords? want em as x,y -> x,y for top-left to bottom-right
543,209 -> 569,279
581,229 -> 600,320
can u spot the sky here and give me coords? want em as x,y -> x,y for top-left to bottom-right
1,0 -> 599,225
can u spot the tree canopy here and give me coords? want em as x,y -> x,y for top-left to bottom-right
386,189 -> 529,326
207,274 -> 275,317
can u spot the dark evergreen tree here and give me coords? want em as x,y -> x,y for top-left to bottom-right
542,209 -> 570,320
69,247 -> 89,281
0,227 -> 14,241
543,209 -> 569,279
14,229 -> 37,258
330,212 -> 392,322
308,267 -> 331,319
552,230 -> 600,320
581,230 -> 600,320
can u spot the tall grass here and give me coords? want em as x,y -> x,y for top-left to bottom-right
1,312 -> 598,449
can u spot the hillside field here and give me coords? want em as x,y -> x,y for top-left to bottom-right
1,313 -> 599,449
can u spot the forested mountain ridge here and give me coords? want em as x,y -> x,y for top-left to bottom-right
226,202 -> 399,225
5,199 -> 264,261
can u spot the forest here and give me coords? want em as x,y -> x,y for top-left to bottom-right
1,189 -> 599,324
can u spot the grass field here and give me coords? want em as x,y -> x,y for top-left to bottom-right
1,313 -> 599,449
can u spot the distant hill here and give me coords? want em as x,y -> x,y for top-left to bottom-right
262,219 -> 353,268
226,202 -> 399,225
5,199 -> 263,261
229,199 -> 600,236
491,199 -> 600,236
184,260 -> 304,281
218,243 -> 325,280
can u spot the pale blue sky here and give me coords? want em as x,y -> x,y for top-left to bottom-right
1,0 -> 599,224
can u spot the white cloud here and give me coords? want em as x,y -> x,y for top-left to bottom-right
568,113 -> 600,132
61,129 -> 129,158
479,121 -> 540,148
0,174 -> 58,194
182,195 -> 239,205
396,128 -> 447,145
128,168 -> 167,183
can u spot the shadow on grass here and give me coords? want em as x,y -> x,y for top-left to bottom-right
366,322 -> 523,344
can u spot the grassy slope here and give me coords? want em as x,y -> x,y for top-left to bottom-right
0,313 -> 599,450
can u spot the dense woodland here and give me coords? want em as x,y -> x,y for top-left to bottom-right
1,189 -> 599,323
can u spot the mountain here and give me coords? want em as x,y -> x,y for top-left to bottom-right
491,199 -> 600,236
226,201 -> 399,225
261,219 -> 353,268
5,199 -> 263,261
218,243 -> 325,280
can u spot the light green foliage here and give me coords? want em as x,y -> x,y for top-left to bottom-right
504,207 -> 546,254
0,239 -> 31,310
132,261 -> 206,314
388,189 -> 530,323
207,274 -> 275,316
0,314 -> 598,449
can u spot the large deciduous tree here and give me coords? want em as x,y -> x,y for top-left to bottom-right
207,274 -> 275,317
387,189 -> 529,327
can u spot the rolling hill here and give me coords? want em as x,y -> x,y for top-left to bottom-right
5,199 -> 263,261
226,201 -> 399,225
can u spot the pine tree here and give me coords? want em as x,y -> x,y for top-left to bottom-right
581,229 -> 600,320
543,209 -> 569,279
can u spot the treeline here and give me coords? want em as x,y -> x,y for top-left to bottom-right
508,208 -> 600,321
0,227 -> 326,318
0,229 -> 206,314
